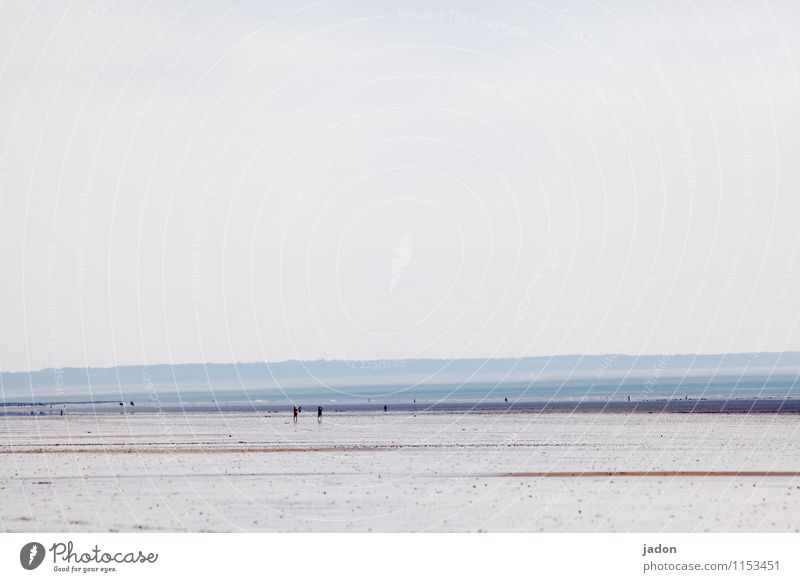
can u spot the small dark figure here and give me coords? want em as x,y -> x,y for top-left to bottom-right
293,406 -> 298,422
627,396 -> 631,402
383,405 -> 387,412
298,406 -> 302,414
317,406 -> 322,422
505,397 -> 508,403
60,409 -> 64,416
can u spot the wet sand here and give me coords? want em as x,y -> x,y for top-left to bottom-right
2,411 -> 800,532
5,396 -> 800,416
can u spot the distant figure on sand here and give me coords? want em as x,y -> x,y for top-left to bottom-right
293,406 -> 298,422
384,405 -> 388,412
317,406 -> 322,422
627,396 -> 631,402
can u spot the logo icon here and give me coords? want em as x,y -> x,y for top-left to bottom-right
390,234 -> 413,292
20,542 -> 46,570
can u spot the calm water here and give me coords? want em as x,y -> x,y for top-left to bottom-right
52,376 -> 800,403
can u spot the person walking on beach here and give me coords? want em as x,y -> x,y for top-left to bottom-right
317,406 -> 322,423
293,406 -> 298,422
383,404 -> 387,413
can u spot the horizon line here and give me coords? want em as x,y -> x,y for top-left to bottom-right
3,350 -> 799,376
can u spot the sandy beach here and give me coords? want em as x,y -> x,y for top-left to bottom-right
2,411 -> 800,532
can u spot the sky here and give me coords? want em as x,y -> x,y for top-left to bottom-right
0,0 -> 799,372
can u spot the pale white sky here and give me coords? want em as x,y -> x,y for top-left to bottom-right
1,0 -> 799,372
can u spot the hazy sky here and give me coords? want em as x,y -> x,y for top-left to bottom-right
1,0 -> 799,372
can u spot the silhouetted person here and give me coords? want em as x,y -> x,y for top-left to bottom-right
627,396 -> 631,402
383,405 -> 387,412
298,406 -> 302,414
505,397 -> 508,403
293,406 -> 298,422
317,406 -> 322,422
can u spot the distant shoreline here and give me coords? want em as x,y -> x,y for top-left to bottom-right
3,397 -> 800,416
